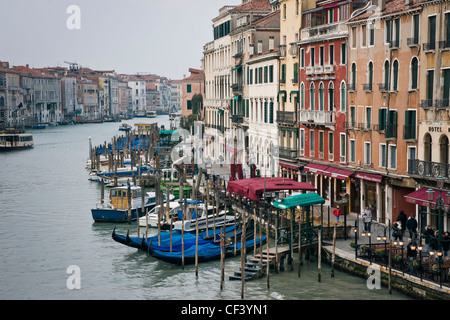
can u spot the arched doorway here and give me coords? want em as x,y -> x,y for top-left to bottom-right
424,133 -> 432,162
439,134 -> 449,164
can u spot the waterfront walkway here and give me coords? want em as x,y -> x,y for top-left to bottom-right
322,210 -> 450,299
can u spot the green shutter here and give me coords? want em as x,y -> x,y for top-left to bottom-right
411,58 -> 418,89
281,64 -> 286,82
264,101 -> 268,123
413,15 -> 419,44
269,65 -> 274,83
269,102 -> 274,123
393,61 -> 398,91
427,70 -> 434,101
378,109 -> 386,131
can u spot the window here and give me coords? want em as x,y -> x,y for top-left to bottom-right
329,44 -> 334,65
264,101 -> 268,123
410,57 -> 418,89
310,130 -> 315,154
392,60 -> 399,91
350,105 -> 356,127
350,139 -> 356,162
385,20 -> 392,44
296,0 -> 300,16
311,47 -> 315,67
386,110 -> 398,138
393,18 -> 400,47
407,146 -> 416,172
340,133 -> 346,162
380,144 -> 386,168
412,14 -> 419,45
364,142 -> 371,165
328,82 -> 334,111
446,13 -> 450,46
300,83 -> 305,110
281,64 -> 286,83
427,69 -> 434,101
365,106 -> 372,130
264,66 -> 268,83
293,63 -> 298,83
249,69 -> 253,85
361,25 -> 367,47
369,23 -> 375,46
341,43 -> 346,64
283,3 -> 287,19
187,100 -> 192,110
319,131 -> 324,154
310,83 -> 315,110
319,82 -> 324,111
404,109 -> 416,139
328,132 -> 334,155
389,145 -> 397,169
340,82 -> 346,112
383,60 -> 390,90
428,16 -> 436,49
301,48 -> 305,68
269,65 -> 274,83
378,108 -> 387,131
300,129 -> 305,152
367,61 -> 373,90
269,102 -> 274,123
187,84 -> 192,93
352,27 -> 357,48
259,67 -> 263,84
351,63 -> 356,88
443,69 -> 450,103
319,46 -> 324,66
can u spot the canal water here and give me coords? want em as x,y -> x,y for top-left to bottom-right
0,116 -> 412,300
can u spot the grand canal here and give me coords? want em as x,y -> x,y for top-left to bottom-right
0,115 -> 412,300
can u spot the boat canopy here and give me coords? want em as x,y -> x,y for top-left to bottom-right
271,193 -> 325,210
227,177 -> 316,201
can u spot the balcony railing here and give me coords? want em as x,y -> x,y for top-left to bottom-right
362,83 -> 373,92
378,83 -> 389,92
299,110 -> 334,125
420,99 -> 434,108
323,64 -> 335,73
277,110 -> 296,124
231,83 -> 243,93
231,114 -> 244,124
279,147 -> 298,160
408,159 -> 450,179
347,83 -> 356,92
279,45 -> 287,58
439,40 -> 450,49
434,99 -> 450,108
407,37 -> 420,47
389,39 -> 400,49
423,42 -> 436,51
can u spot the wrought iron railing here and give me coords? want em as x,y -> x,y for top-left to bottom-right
408,159 -> 450,179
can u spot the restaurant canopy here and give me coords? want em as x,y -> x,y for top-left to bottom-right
404,187 -> 447,207
272,193 -> 325,210
227,177 -> 316,201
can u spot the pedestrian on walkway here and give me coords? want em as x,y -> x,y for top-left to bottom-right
332,205 -> 343,223
397,211 -> 407,233
423,225 -> 434,253
406,215 -> 418,240
407,239 -> 418,276
442,231 -> 450,258
392,222 -> 403,241
362,205 -> 372,232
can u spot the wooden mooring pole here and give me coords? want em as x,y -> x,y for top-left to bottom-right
331,223 -> 337,277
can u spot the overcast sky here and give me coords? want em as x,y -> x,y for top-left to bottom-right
0,0 -> 242,80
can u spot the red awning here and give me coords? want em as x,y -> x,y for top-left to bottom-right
279,162 -> 299,170
355,172 -> 383,183
322,167 -> 354,180
304,163 -> 328,174
227,177 -> 316,201
404,187 -> 443,207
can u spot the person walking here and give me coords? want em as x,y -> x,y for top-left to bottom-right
392,222 -> 403,241
423,225 -> 434,253
332,205 -> 343,223
362,205 -> 372,232
442,231 -> 450,258
407,239 -> 418,275
406,215 -> 418,240
397,211 -> 407,233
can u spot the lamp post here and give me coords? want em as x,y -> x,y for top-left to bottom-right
417,244 -> 423,281
426,176 -> 450,288
361,231 -> 372,264
353,220 -> 359,260
377,228 -> 388,267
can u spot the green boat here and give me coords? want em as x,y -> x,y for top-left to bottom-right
160,168 -> 191,199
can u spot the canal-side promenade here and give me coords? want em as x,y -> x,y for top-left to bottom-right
322,211 -> 450,300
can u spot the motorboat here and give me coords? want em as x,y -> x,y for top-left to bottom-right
0,128 -> 34,151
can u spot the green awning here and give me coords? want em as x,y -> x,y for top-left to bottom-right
218,110 -> 224,114
277,90 -> 287,103
159,130 -> 178,135
233,95 -> 240,100
272,193 -> 325,209
290,90 -> 299,103
232,65 -> 242,71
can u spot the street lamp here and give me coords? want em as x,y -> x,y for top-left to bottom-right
353,220 -> 359,260
426,176 -> 450,288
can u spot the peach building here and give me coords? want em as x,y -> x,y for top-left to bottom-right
181,68 -> 204,117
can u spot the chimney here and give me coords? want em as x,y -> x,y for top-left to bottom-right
269,36 -> 274,51
257,40 -> 263,54
380,0 -> 386,11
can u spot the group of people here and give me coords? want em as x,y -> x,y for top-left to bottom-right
360,207 -> 450,258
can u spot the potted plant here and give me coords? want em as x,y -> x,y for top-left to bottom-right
350,242 -> 358,249
375,249 -> 385,258
393,254 -> 402,263
412,259 -> 423,272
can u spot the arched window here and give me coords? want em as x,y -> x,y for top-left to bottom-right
340,82 -> 346,112
368,61 -> 373,90
351,63 -> 356,88
319,82 -> 324,111
0,96 -> 4,107
310,83 -> 315,110
392,60 -> 399,91
328,82 -> 334,111
383,60 -> 390,90
411,57 -> 418,90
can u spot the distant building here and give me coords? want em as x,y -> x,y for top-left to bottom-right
182,68 -> 204,117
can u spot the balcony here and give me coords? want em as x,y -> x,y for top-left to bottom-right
434,99 -> 450,108
423,42 -> 436,52
289,43 -> 298,56
362,83 -> 373,92
439,40 -> 450,50
407,37 -> 420,47
420,99 -> 434,108
389,39 -> 400,49
279,45 -> 287,58
299,110 -> 334,125
231,83 -> 243,94
408,159 -> 450,179
378,83 -> 389,92
277,110 -> 296,124
306,66 -> 314,76
292,77 -> 298,84
231,114 -> 244,124
347,83 -> 356,92
279,147 -> 298,160
314,66 -> 324,74
323,64 -> 335,74
356,122 -> 371,131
